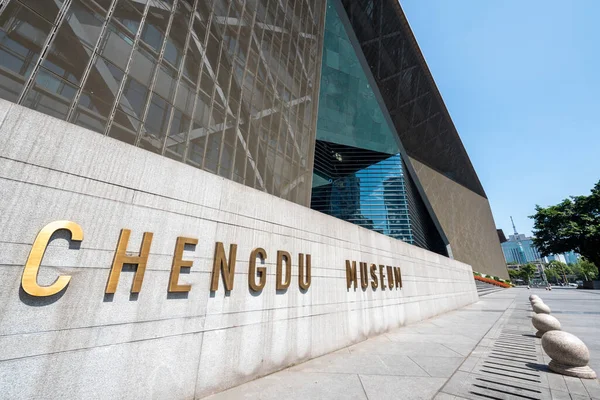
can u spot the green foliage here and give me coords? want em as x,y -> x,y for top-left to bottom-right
508,270 -> 521,280
547,260 -> 568,270
507,265 -> 537,284
473,272 -> 481,276
571,259 -> 599,281
544,266 -> 559,282
531,180 -> 600,276
544,260 -> 572,283
520,264 -> 537,284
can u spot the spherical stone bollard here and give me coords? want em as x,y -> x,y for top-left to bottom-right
532,314 -> 561,338
531,298 -> 544,308
533,302 -> 551,314
542,331 -> 597,379
529,294 -> 540,301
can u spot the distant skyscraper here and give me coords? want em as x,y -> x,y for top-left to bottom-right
501,234 -> 542,264
501,219 -> 579,265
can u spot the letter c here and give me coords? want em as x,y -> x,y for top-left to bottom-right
22,220 -> 83,297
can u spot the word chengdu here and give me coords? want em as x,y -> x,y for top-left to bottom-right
21,220 -> 312,298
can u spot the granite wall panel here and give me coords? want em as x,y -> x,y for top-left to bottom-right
0,100 -> 478,399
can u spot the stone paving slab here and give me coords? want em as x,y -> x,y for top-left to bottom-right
203,289 -> 600,399
439,289 -> 600,400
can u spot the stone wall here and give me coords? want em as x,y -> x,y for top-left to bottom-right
0,100 -> 478,399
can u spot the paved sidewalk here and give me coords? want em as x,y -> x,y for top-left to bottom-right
538,288 -> 600,374
203,289 -> 600,399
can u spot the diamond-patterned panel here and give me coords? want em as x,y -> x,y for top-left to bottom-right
339,0 -> 486,198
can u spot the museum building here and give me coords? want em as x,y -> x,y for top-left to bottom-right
0,0 -> 508,398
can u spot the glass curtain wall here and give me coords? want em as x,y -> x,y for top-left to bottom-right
0,0 -> 326,206
311,0 -> 446,254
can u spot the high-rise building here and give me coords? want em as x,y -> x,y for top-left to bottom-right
501,233 -> 542,264
501,232 -> 581,266
0,1 -> 507,396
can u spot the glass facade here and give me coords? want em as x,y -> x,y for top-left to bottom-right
311,1 -> 446,254
312,141 -> 413,243
0,0 -> 326,206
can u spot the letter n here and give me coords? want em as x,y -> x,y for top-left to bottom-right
210,242 -> 237,291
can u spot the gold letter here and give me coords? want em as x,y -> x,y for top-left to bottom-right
379,265 -> 386,290
106,229 -> 153,294
276,250 -> 292,290
22,220 -> 83,297
394,267 -> 403,289
370,264 -> 378,289
345,260 -> 357,290
210,242 -> 237,291
298,253 -> 311,290
249,247 -> 267,292
168,237 -> 197,293
387,265 -> 394,289
360,262 -> 368,290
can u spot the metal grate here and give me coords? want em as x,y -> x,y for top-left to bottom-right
441,307 -> 554,400
468,326 -> 546,399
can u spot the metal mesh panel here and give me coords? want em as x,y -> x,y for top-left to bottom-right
0,0 -> 326,206
338,0 -> 486,198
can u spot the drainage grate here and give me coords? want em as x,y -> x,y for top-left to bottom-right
440,308 -> 553,400
466,323 -> 548,399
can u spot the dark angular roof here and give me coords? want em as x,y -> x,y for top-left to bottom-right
338,0 -> 487,198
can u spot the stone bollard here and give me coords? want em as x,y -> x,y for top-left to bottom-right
531,298 -> 544,309
532,314 -> 561,338
529,294 -> 540,301
542,331 -> 597,379
533,302 -> 551,314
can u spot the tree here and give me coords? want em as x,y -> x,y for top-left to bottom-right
544,266 -> 559,283
530,180 -> 600,277
571,259 -> 599,281
544,260 -> 571,283
508,269 -> 521,281
520,264 -> 537,285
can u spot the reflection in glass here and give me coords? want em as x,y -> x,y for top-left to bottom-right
24,67 -> 77,119
120,76 -> 148,119
311,0 -> 445,253
0,2 -> 53,101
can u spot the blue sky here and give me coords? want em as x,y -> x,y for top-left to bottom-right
400,0 -> 600,236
